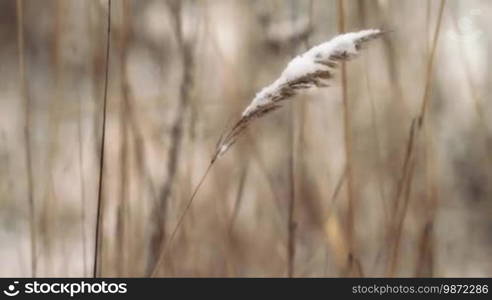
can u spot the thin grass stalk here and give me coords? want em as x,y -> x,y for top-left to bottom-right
386,0 -> 446,276
287,104 -> 296,278
93,0 -> 111,278
414,222 -> 434,276
418,0 -> 446,125
285,2 -> 301,279
122,80 -> 158,276
416,3 -> 439,276
388,155 -> 416,275
45,0 -> 64,276
386,118 -> 416,275
426,0 -> 431,54
150,22 -> 382,277
323,166 -> 347,275
337,0 -> 357,274
417,111 -> 439,278
417,118 -> 437,277
358,0 -> 389,224
16,0 -> 36,277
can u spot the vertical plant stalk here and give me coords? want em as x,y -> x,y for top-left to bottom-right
78,80 -> 88,277
286,2 -> 300,279
416,125 -> 437,277
93,0 -> 111,278
151,161 -> 214,277
148,0 -> 194,276
416,2 -> 438,277
337,0 -> 356,273
418,0 -> 446,125
16,0 -> 36,278
45,0 -> 64,276
414,222 -> 435,276
229,165 -> 248,233
388,151 -> 416,275
116,0 -> 131,277
149,25 -> 382,277
387,0 -> 446,276
287,104 -> 296,278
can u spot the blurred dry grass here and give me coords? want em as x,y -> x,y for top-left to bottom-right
0,0 -> 491,277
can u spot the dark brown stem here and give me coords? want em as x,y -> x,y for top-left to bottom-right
16,0 -> 36,278
337,0 -> 356,274
386,0 -> 446,276
287,105 -> 296,278
93,0 -> 111,278
418,0 -> 446,125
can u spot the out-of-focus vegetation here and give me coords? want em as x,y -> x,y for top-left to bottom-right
0,0 -> 491,277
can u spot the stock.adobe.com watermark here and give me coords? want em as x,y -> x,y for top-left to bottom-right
2,280 -> 127,297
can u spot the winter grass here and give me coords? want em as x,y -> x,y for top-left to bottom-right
16,0 -> 36,278
214,29 -> 383,160
386,0 -> 446,276
150,28 -> 383,276
93,0 -> 111,278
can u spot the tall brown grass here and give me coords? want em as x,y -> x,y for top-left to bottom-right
2,0 -> 491,278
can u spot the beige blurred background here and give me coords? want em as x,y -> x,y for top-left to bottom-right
0,0 -> 491,277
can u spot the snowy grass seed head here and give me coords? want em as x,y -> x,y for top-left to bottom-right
214,29 -> 383,160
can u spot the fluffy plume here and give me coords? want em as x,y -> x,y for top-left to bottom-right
213,29 -> 383,162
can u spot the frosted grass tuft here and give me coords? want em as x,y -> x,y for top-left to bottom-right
214,29 -> 383,160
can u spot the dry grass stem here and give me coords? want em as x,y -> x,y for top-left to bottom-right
150,29 -> 383,277
93,0 -> 111,278
16,0 -> 36,277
